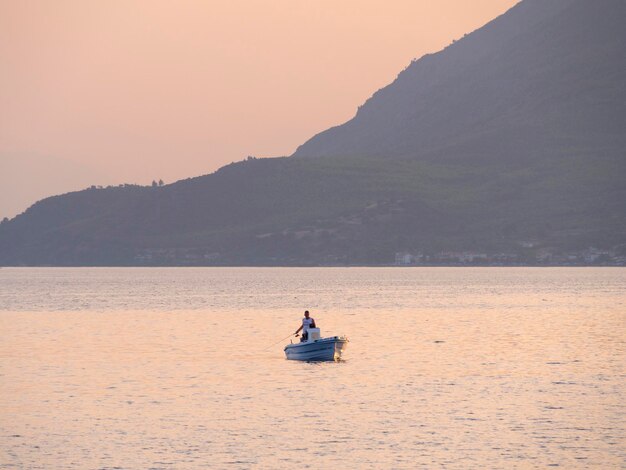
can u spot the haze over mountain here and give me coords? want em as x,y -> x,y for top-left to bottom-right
1,0 -> 625,266
0,153 -> 115,219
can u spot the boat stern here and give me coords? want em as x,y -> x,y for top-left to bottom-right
284,335 -> 348,362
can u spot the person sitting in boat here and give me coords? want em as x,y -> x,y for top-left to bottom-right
294,310 -> 316,342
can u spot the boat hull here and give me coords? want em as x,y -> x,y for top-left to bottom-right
284,336 -> 348,362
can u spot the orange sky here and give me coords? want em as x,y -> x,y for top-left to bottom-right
0,0 -> 518,218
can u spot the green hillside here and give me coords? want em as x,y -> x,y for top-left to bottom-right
1,152 -> 624,265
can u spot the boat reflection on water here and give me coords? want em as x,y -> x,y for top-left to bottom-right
284,328 -> 348,361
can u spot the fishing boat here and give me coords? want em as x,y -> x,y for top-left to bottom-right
284,328 -> 348,361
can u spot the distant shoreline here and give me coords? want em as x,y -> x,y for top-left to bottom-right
1,263 -> 624,268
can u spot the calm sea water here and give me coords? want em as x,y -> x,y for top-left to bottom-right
1,267 -> 625,469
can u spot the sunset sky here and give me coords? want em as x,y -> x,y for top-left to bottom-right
0,0 -> 517,218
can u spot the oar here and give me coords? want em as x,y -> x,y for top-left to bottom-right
263,333 -> 296,351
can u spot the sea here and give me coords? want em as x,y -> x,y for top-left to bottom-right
0,267 -> 624,469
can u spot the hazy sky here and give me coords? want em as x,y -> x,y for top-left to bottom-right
0,0 -> 517,218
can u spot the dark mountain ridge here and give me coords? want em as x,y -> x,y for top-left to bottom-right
1,0 -> 625,266
293,0 -> 626,162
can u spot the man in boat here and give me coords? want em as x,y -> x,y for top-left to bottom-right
294,310 -> 316,342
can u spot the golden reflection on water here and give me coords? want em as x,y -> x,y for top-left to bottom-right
0,268 -> 625,468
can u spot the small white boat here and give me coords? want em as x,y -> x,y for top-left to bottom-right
284,328 -> 348,361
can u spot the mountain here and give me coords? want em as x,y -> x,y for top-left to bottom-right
293,0 -> 626,162
1,0 -> 625,266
